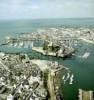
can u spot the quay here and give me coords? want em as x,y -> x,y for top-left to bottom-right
47,71 -> 57,100
47,64 -> 65,100
78,89 -> 94,100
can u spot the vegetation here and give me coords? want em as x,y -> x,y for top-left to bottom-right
51,45 -> 60,52
43,42 -> 60,52
43,41 -> 49,51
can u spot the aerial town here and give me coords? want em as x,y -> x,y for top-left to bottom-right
5,27 -> 94,48
0,51 -> 69,100
0,27 -> 94,100
5,27 -> 94,59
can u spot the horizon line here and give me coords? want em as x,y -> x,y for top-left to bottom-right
0,17 -> 94,21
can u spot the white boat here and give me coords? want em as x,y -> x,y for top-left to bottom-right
69,74 -> 74,84
62,75 -> 67,84
17,43 -> 20,48
19,42 -> 24,47
27,41 -> 31,48
62,73 -> 70,84
9,43 -> 13,47
14,43 -> 18,47
62,75 -> 65,80
66,72 -> 70,80
64,80 -> 66,84
24,42 -> 28,48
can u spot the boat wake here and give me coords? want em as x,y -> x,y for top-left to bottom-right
73,52 -> 90,59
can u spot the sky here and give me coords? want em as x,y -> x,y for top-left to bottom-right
0,0 -> 94,20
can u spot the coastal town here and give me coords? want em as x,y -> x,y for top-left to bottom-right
0,27 -> 94,100
4,27 -> 94,59
0,0 -> 94,99
0,52 -> 68,100
5,27 -> 94,46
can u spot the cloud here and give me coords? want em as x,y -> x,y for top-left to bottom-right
0,0 -> 93,19
31,5 -> 40,10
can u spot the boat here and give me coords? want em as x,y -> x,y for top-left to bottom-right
9,43 -> 13,47
64,80 -> 66,84
19,42 -> 24,47
24,42 -> 28,48
69,74 -> 74,84
14,43 -> 18,47
62,73 -> 70,84
62,75 -> 65,80
66,72 -> 70,80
